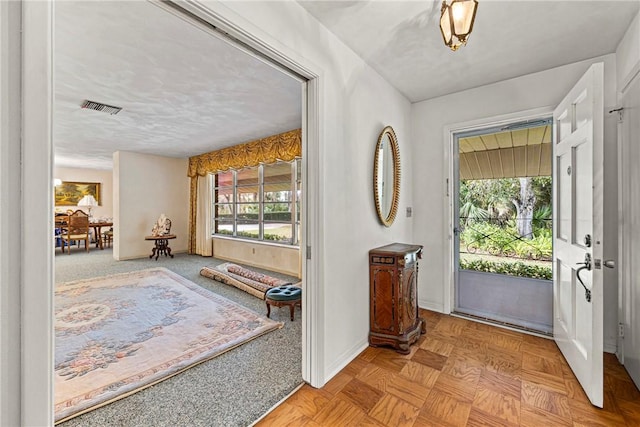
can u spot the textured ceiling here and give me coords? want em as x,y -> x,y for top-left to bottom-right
54,1 -> 302,170
55,1 -> 639,170
298,0 -> 640,102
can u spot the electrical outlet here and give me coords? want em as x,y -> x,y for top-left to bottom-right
406,207 -> 412,217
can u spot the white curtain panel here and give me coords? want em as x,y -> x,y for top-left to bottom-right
195,174 -> 213,256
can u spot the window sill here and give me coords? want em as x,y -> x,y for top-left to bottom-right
211,234 -> 299,250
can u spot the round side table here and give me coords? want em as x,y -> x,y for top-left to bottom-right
144,234 -> 176,260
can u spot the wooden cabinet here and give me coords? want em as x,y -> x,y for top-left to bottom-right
369,243 -> 425,354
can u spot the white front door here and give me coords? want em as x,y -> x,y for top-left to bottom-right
552,63 -> 604,407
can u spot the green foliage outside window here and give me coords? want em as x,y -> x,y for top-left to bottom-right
459,176 -> 552,259
216,229 -> 289,243
459,176 -> 553,280
460,258 -> 552,280
460,177 -> 551,222
213,160 -> 300,245
217,212 -> 292,221
461,220 -> 552,260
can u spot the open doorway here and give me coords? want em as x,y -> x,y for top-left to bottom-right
452,119 -> 553,334
52,2 -> 310,425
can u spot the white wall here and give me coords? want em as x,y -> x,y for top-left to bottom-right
113,151 -> 190,260
195,1 -> 414,381
616,11 -> 640,94
411,54 -> 620,351
54,167 -> 113,218
213,237 -> 301,278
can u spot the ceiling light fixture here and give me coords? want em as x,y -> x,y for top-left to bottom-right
439,0 -> 478,51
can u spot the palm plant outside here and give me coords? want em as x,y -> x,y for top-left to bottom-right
459,177 -> 552,280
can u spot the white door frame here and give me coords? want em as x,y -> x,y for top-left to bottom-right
21,2 -> 55,425
443,107 -> 554,315
617,68 -> 640,386
1,2 -> 36,426
18,1 -> 324,425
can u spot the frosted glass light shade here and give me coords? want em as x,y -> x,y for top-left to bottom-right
440,0 -> 478,51
440,7 -> 452,46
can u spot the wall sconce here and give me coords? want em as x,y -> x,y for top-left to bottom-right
440,0 -> 478,51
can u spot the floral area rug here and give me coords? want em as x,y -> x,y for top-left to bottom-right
54,267 -> 282,423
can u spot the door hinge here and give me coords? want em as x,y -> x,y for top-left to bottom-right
306,245 -> 311,260
609,107 -> 624,123
619,323 -> 625,338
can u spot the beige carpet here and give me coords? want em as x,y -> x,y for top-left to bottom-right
55,267 -> 282,423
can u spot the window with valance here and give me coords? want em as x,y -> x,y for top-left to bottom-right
187,129 -> 301,253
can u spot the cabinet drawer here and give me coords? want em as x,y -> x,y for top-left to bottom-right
370,255 -> 396,265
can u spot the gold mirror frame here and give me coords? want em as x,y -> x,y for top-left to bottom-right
373,126 -> 401,227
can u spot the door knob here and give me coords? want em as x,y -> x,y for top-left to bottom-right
604,260 -> 616,269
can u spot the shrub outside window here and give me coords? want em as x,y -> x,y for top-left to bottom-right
213,159 -> 300,245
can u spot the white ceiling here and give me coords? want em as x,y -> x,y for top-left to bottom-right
54,1 -> 302,170
298,0 -> 640,102
55,1 -> 639,170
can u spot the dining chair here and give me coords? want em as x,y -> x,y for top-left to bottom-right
103,228 -> 113,248
60,210 -> 90,254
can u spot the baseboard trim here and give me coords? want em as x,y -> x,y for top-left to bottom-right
324,339 -> 369,385
116,249 -> 188,261
604,340 -> 617,354
419,300 -> 444,313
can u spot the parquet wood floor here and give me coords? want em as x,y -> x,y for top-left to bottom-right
256,309 -> 640,426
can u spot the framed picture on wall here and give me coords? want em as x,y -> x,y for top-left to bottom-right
54,181 -> 101,206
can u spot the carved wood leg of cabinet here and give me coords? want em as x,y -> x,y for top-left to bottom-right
396,342 -> 411,355
420,317 -> 427,334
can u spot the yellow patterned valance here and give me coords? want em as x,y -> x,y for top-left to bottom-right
187,129 -> 301,177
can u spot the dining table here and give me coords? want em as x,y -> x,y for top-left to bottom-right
90,220 -> 113,250
55,216 -> 113,250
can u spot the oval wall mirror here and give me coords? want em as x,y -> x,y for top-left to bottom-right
374,126 -> 401,227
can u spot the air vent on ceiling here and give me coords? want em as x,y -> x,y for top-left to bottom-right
81,100 -> 122,115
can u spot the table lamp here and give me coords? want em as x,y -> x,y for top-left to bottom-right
77,195 -> 98,219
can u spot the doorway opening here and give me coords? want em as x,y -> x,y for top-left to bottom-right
54,3 -> 317,424
452,118 -> 554,334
